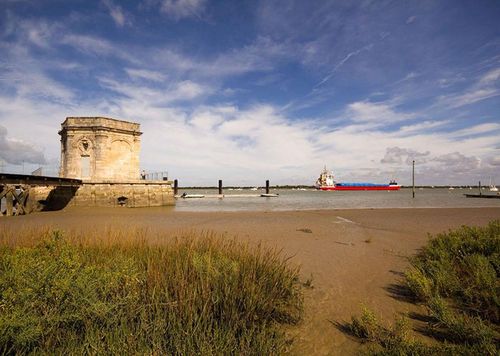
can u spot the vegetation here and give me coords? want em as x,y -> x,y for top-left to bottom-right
348,220 -> 500,355
0,230 -> 303,354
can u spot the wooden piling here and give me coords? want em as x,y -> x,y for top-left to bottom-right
479,181 -> 481,196
218,180 -> 223,195
6,187 -> 13,216
0,185 -> 4,217
174,179 -> 178,195
412,160 -> 415,198
266,180 -> 270,194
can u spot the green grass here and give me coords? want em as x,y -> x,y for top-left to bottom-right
0,230 -> 303,355
347,220 -> 500,355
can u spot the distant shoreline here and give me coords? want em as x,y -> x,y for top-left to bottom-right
178,185 -> 489,189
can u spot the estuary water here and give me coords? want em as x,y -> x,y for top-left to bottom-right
175,188 -> 500,212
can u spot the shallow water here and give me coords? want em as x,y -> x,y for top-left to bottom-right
175,187 -> 500,212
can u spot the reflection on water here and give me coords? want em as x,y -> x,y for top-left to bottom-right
174,188 -> 500,212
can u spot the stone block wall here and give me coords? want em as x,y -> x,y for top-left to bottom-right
70,182 -> 175,207
28,182 -> 175,210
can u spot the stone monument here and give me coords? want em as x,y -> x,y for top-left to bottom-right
59,117 -> 142,181
37,116 -> 176,208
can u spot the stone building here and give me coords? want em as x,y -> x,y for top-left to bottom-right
59,117 -> 142,181
2,117 -> 174,214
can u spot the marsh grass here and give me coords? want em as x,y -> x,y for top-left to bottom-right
348,220 -> 500,355
0,229 -> 303,354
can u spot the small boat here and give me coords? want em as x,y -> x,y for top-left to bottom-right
180,193 -> 205,199
314,166 -> 400,191
489,177 -> 498,192
261,193 -> 279,197
250,187 -> 258,191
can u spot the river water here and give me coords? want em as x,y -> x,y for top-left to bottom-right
175,187 -> 500,212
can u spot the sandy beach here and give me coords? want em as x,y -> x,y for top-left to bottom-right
1,207 -> 499,354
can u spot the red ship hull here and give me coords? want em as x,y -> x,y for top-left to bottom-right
319,185 -> 401,191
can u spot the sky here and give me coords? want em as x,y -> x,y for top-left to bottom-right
0,0 -> 499,186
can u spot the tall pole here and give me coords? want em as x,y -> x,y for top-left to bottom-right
412,160 -> 415,198
479,181 -> 481,196
266,180 -> 270,194
218,180 -> 223,195
174,179 -> 178,196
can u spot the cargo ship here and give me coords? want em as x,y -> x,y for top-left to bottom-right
315,167 -> 400,191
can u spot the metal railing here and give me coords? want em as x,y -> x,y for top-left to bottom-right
0,163 -> 60,177
141,171 -> 169,181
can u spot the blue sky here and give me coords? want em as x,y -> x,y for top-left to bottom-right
0,0 -> 499,185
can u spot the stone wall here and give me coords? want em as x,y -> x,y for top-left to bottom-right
29,182 -> 174,210
59,117 -> 142,181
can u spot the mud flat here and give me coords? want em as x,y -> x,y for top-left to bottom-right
1,207 -> 499,355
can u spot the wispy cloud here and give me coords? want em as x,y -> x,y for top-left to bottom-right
159,0 -> 207,20
60,34 -> 137,62
102,0 -> 130,27
99,77 -> 209,104
125,68 -> 167,82
314,43 -> 374,88
449,123 -> 500,138
346,100 -> 414,123
438,67 -> 500,109
405,16 -> 416,24
398,120 -> 450,135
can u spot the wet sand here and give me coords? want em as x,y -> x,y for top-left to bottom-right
1,207 -> 499,355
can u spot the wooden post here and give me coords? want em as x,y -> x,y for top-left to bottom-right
412,160 -> 415,199
6,187 -> 13,216
266,180 -> 270,194
479,181 -> 481,196
218,180 -> 222,195
174,179 -> 178,195
0,185 -> 4,216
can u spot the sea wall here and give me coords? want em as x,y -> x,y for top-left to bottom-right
29,181 -> 174,211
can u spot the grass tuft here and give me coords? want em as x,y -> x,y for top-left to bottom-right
0,230 -> 303,354
347,220 -> 500,355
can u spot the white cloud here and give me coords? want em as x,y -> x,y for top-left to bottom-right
346,100 -> 413,123
125,68 -> 167,82
98,77 -> 209,104
0,45 -> 75,102
60,34 -> 136,62
438,67 -> 500,109
172,81 -> 206,100
406,16 -> 416,24
102,0 -> 130,27
398,120 -> 449,134
432,152 -> 480,170
381,147 -> 430,165
446,88 -> 499,109
160,0 -> 207,20
0,125 -> 46,165
449,123 -> 500,138
489,156 -> 500,166
479,68 -> 500,85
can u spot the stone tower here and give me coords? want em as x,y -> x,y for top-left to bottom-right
59,117 -> 142,181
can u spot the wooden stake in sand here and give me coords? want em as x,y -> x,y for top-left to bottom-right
412,160 -> 415,199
